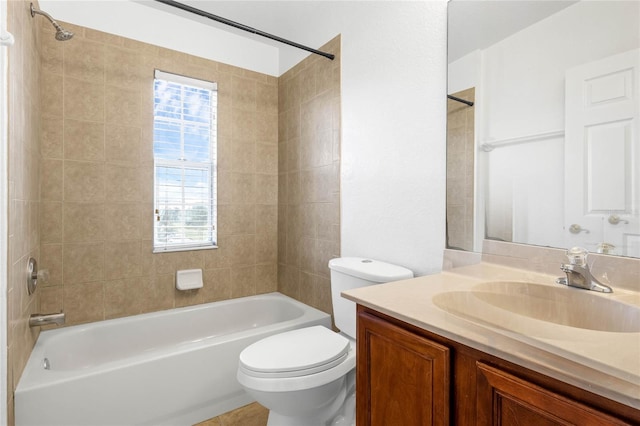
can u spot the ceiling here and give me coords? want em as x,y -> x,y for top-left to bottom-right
448,0 -> 579,62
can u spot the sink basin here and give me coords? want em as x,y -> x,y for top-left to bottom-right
433,281 -> 640,333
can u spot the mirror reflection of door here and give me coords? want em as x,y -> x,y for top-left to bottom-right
565,49 -> 640,256
446,88 -> 475,251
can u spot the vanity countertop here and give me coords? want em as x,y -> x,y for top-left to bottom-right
341,262 -> 640,409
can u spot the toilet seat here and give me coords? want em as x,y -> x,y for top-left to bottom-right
239,326 -> 350,378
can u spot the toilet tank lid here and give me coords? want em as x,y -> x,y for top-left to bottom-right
328,257 -> 413,283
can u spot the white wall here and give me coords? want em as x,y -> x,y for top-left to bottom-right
36,1 -> 449,276
448,49 -> 479,94
335,2 -> 447,275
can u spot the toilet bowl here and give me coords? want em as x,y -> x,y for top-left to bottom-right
237,326 -> 356,426
237,257 -> 413,426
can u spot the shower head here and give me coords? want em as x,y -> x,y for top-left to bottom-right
30,3 -> 74,41
54,28 -> 74,41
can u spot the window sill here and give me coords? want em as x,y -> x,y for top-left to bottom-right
153,244 -> 218,254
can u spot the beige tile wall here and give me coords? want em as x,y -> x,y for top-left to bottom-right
5,12 -> 340,424
277,36 -> 341,318
446,87 -> 475,251
37,22 -> 279,326
6,1 -> 42,423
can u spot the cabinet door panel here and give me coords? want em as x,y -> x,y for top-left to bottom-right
476,362 -> 630,426
357,312 -> 450,426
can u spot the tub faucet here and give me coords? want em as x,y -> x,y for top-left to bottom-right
29,311 -> 65,327
556,247 -> 612,293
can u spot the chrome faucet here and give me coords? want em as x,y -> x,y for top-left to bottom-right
556,247 -> 612,293
29,311 -> 65,327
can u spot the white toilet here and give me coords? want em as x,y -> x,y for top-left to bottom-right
237,257 -> 413,426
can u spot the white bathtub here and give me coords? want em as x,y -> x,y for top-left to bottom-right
15,292 -> 331,426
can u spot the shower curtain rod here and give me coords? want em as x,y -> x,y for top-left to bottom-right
447,95 -> 474,107
154,0 -> 335,60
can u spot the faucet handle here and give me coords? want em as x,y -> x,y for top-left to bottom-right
566,247 -> 589,266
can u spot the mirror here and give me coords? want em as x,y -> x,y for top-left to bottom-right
447,0 -> 640,258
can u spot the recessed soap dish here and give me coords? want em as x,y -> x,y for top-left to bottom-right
176,269 -> 203,291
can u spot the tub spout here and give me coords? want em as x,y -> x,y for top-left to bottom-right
29,312 -> 65,327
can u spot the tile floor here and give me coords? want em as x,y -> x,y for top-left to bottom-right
195,402 -> 268,426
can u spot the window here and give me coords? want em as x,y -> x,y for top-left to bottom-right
153,70 -> 217,252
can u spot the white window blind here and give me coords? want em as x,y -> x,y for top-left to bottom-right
153,70 -> 217,252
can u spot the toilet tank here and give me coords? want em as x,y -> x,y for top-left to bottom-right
328,257 -> 413,339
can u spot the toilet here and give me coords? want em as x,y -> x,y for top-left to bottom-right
237,257 -> 413,426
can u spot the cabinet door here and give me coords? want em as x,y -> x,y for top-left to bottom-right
476,362 -> 631,425
357,312 -> 450,426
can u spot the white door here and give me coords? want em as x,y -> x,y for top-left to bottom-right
565,49 -> 640,257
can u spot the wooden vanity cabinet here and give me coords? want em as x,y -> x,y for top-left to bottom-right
357,306 -> 640,426
357,308 -> 450,426
475,362 -> 631,425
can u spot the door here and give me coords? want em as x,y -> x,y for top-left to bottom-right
565,49 -> 640,256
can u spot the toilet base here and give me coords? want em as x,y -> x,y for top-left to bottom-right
266,388 -> 355,426
265,372 -> 355,426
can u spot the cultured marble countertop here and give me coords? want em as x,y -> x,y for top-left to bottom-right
341,262 -> 640,409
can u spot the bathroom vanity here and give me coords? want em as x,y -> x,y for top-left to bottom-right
343,261 -> 640,425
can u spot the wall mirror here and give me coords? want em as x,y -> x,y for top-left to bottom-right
447,0 -> 640,258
